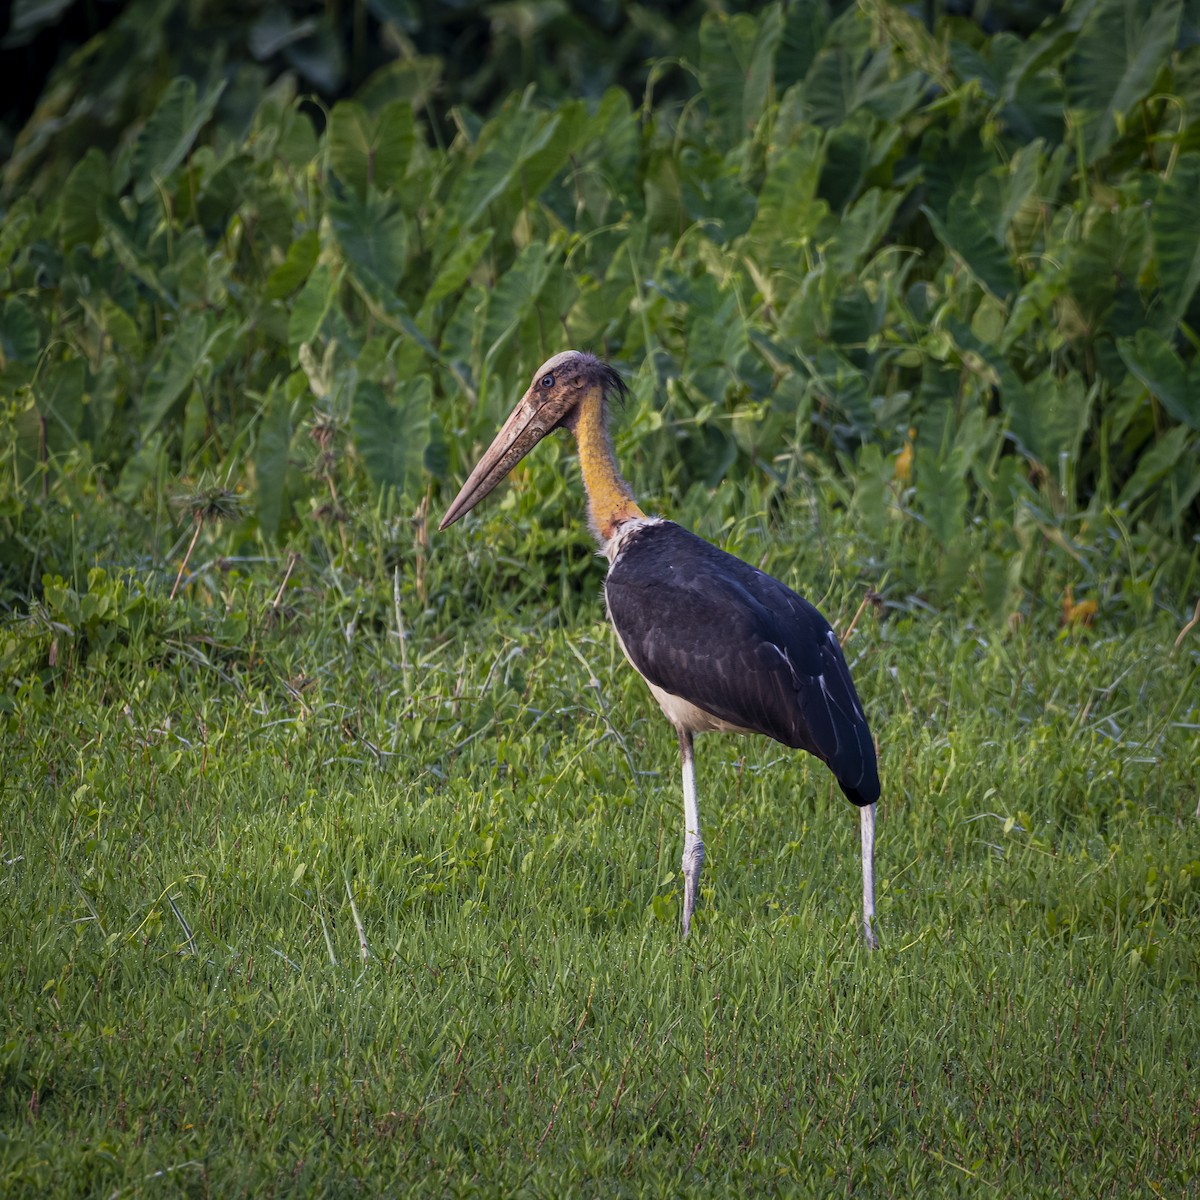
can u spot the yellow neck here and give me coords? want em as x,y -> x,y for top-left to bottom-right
574,386 -> 643,543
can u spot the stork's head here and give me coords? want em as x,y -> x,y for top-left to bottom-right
438,350 -> 627,530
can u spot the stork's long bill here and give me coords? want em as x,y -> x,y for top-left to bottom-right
438,351 -> 643,544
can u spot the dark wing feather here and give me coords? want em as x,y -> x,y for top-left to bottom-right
605,522 -> 879,806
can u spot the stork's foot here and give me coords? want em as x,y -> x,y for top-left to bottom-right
681,833 -> 705,938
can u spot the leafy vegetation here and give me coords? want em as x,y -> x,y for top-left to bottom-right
2,0 -> 1199,1194
2,0 -> 1199,617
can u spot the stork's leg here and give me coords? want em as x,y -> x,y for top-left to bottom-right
860,801 -> 878,949
678,728 -> 704,939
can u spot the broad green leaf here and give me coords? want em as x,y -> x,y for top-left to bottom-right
97,199 -> 169,302
679,150 -> 756,243
350,276 -> 440,363
355,56 -> 442,114
1005,371 -> 1093,471
776,0 -> 830,90
328,189 -> 408,292
37,358 -> 87,453
743,5 -> 785,136
351,377 -> 431,493
448,104 -> 574,231
1152,153 -> 1200,324
181,386 -> 207,461
0,297 -> 40,364
266,230 -> 320,300
132,76 -> 227,202
1065,0 -> 1181,161
699,11 -> 762,143
255,388 -> 296,539
914,402 -> 969,548
1117,423 -> 1191,507
515,101 -> 586,201
327,102 -> 374,200
426,230 -> 493,307
746,127 -> 824,248
374,101 -> 416,192
819,111 -> 872,212
822,187 -> 903,280
328,100 -> 414,200
805,43 -> 865,129
140,313 -> 214,438
643,152 -> 684,235
924,194 -> 1019,301
288,263 -> 337,362
481,241 -> 554,371
1117,328 -> 1200,429
11,394 -> 43,486
59,149 -> 111,247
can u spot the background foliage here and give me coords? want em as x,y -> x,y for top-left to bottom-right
2,0 -> 1199,623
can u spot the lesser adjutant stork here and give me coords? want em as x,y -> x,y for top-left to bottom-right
440,351 -> 880,946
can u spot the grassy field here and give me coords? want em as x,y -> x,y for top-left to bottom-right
2,499 -> 1199,1198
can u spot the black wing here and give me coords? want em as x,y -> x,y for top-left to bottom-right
605,521 -> 879,806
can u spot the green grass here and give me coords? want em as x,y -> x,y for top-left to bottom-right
2,517 -> 1199,1197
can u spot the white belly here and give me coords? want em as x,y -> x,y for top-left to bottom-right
611,625 -> 752,736
644,680 -> 754,735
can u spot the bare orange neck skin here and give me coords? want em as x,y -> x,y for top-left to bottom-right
568,384 -> 644,544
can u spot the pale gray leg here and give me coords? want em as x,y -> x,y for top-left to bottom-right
861,801 -> 878,949
678,728 -> 704,938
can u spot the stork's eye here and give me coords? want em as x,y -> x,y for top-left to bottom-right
540,373 -> 555,389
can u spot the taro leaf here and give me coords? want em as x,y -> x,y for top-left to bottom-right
643,152 -> 684,235
746,127 -> 823,245
327,102 -> 375,200
374,101 -> 416,192
449,105 -> 578,232
1117,328 -> 1200,429
59,149 -> 111,247
351,377 -> 431,493
37,358 -> 87,454
699,11 -> 761,143
448,110 -> 533,229
0,297 -> 40,364
328,100 -> 415,200
288,262 -> 337,362
819,113 -> 872,212
1152,153 -> 1200,324
1006,370 -> 1092,471
1064,0 -> 1181,162
515,100 -> 585,201
744,5 -> 785,137
98,199 -> 169,303
777,0 -> 830,90
924,193 -> 1018,301
914,402 -> 970,548
1117,423 -> 1191,508
266,230 -> 320,300
481,242 -> 554,372
679,151 -> 756,243
12,398 -> 42,486
350,273 -> 440,363
328,189 -> 408,292
823,187 -> 903,280
426,230 -> 493,308
255,388 -> 296,540
805,43 -> 865,129
132,76 -> 227,202
141,313 -> 217,438
355,56 -> 442,114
